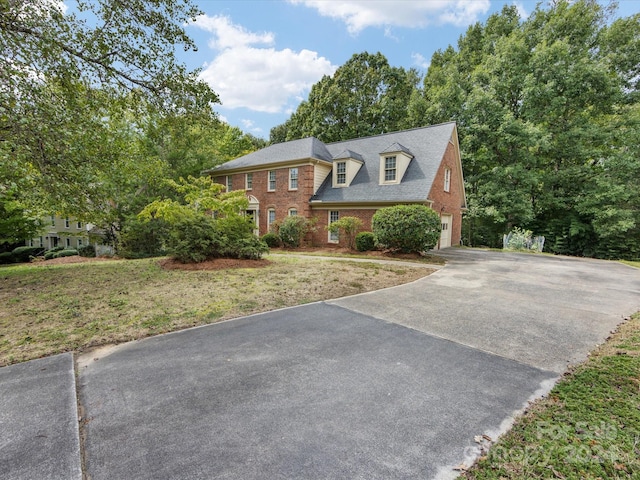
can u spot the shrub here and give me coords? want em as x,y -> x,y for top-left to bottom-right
166,214 -> 268,263
355,232 -> 376,252
261,232 -> 282,248
118,217 -> 168,259
327,216 -> 363,250
278,216 -> 316,248
167,215 -> 222,263
216,215 -> 268,259
55,249 -> 79,258
0,252 -> 15,264
11,246 -> 45,263
78,244 -> 96,257
372,204 -> 441,253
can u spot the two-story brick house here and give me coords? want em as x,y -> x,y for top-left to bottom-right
205,122 -> 467,248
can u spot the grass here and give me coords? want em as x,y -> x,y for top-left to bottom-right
460,311 -> 640,479
0,256 -> 434,366
268,248 -> 447,264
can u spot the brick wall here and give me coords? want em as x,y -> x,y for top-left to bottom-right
214,165 -> 316,235
427,141 -> 465,247
310,208 -> 376,247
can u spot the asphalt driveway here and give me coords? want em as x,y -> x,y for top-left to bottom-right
2,249 -> 639,479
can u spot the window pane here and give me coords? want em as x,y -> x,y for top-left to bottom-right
246,173 -> 253,189
289,168 -> 298,189
268,171 -> 276,190
336,162 -> 346,184
329,211 -> 339,242
385,156 -> 396,181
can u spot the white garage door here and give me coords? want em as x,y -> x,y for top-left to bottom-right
439,214 -> 452,249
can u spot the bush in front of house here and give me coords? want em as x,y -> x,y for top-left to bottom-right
55,249 -> 79,258
78,244 -> 96,257
11,246 -> 45,263
261,232 -> 282,248
215,215 -> 268,260
167,214 -> 268,263
372,204 -> 441,253
43,246 -> 64,260
0,252 -> 15,264
118,217 -> 168,259
355,232 -> 376,252
326,216 -> 363,250
277,215 -> 316,248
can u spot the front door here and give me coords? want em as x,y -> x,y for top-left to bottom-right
246,209 -> 259,236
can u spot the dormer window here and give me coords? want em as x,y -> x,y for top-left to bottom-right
332,150 -> 363,188
384,156 -> 397,182
336,162 -> 346,185
379,143 -> 413,185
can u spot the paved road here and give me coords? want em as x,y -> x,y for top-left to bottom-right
2,249 -> 639,479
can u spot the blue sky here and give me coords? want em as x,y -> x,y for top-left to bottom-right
181,0 -> 640,139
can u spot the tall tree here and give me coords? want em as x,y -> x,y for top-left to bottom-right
270,52 -> 419,143
412,1 -> 640,258
0,0 -> 219,213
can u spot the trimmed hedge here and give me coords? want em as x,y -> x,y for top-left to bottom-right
372,204 -> 441,253
0,252 -> 15,264
355,232 -> 376,252
11,246 -> 45,263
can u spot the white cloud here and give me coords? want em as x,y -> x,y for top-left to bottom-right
512,1 -> 529,19
192,15 -> 336,113
411,52 -> 430,70
289,0 -> 490,34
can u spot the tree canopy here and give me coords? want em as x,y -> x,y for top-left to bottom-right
270,52 -> 419,143
0,0 -> 219,225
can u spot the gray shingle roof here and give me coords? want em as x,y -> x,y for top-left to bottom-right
205,122 -> 458,204
205,137 -> 333,173
380,142 -> 413,156
332,149 -> 364,162
312,122 -> 456,203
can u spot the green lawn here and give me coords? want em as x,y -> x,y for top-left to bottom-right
461,310 -> 640,479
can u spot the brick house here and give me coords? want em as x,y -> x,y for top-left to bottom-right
205,122 -> 467,248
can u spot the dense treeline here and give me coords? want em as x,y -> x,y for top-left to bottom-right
271,1 -> 640,259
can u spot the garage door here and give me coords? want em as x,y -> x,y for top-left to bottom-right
439,214 -> 452,249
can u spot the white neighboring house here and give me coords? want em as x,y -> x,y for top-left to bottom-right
27,215 -> 87,250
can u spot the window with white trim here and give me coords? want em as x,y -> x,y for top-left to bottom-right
246,173 -> 253,190
66,238 -> 71,247
444,168 -> 451,192
226,175 -> 233,192
289,208 -> 297,216
336,162 -> 346,185
329,210 -> 339,243
384,156 -> 397,182
268,170 -> 276,191
289,167 -> 298,190
267,209 -> 276,230
78,238 -> 83,247
50,216 -> 55,226
77,221 -> 82,229
64,217 -> 70,228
